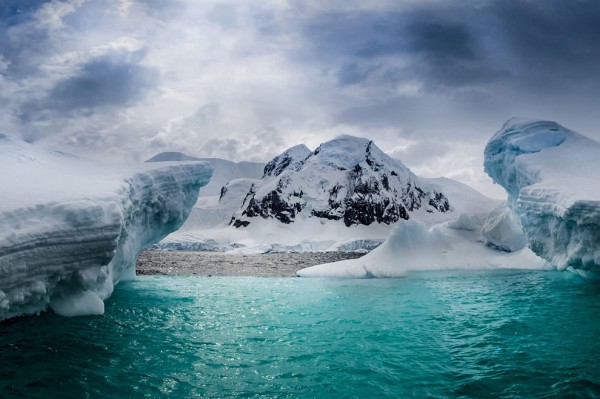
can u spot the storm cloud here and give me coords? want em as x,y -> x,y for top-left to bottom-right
1,0 -> 599,196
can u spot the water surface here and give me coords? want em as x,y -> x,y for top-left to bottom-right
1,270 -> 600,398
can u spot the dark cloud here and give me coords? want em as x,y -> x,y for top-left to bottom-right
0,0 -> 47,26
490,0 -> 600,89
403,13 -> 510,89
1,0 -> 600,196
408,21 -> 476,62
0,3 -> 53,80
299,0 -> 600,93
336,62 -> 375,86
18,56 -> 156,124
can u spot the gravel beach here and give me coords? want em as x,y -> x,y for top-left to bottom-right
136,250 -> 365,277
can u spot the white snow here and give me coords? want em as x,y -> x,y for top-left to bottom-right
484,119 -> 600,273
297,124 -> 561,279
263,144 -> 311,177
159,168 -> 500,254
0,134 -> 211,320
298,215 -> 547,278
147,152 -> 264,197
158,136 -> 500,253
300,118 -> 600,279
481,205 -> 527,252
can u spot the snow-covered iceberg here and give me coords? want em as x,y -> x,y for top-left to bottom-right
297,214 -> 546,278
484,119 -> 600,274
0,134 -> 211,320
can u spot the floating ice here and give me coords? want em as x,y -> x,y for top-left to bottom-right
0,135 -> 211,320
484,119 -> 600,273
298,216 -> 546,278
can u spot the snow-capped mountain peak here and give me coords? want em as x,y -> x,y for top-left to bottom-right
263,144 -> 311,177
230,135 -> 450,227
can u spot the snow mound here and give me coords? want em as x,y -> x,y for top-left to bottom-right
484,118 -> 600,272
298,216 -> 547,278
0,135 -> 211,320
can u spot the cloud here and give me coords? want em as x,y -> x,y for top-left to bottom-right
1,0 -> 599,198
20,56 -> 156,123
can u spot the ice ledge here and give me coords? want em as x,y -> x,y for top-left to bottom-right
0,138 -> 212,320
484,118 -> 600,272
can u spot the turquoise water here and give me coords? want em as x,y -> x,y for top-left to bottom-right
1,270 -> 600,398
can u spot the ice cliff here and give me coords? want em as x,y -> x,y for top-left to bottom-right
0,135 -> 211,320
484,119 -> 600,274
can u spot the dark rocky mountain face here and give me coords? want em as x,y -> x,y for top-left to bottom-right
262,144 -> 311,178
229,135 -> 450,227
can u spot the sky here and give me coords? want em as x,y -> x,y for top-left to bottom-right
1,0 -> 600,198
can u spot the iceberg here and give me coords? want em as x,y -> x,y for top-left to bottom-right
481,205 -> 528,252
0,134 -> 211,320
298,215 -> 546,278
484,118 -> 600,274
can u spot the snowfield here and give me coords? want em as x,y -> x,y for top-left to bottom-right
484,119 -> 600,275
0,134 -> 211,320
159,136 -> 500,253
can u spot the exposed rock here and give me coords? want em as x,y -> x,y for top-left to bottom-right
230,135 -> 451,227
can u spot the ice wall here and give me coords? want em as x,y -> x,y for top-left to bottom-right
484,119 -> 600,274
0,135 -> 211,320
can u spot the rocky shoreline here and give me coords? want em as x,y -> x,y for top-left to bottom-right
136,250 -> 364,277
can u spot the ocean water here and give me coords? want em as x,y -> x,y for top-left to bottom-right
1,270 -> 600,398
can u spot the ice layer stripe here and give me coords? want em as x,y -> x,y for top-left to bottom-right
0,139 -> 211,320
484,119 -> 600,272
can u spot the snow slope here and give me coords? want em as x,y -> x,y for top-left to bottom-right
484,119 -> 600,274
231,135 -> 451,227
159,136 -> 500,253
0,135 -> 211,320
147,151 -> 264,197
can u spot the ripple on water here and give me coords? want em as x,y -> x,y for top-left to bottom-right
1,270 -> 600,398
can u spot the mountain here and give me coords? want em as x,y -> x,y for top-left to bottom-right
157,135 -> 500,253
146,152 -> 264,197
228,135 -> 451,228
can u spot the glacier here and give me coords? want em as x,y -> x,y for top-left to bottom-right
484,119 -> 600,274
0,134 -> 211,320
